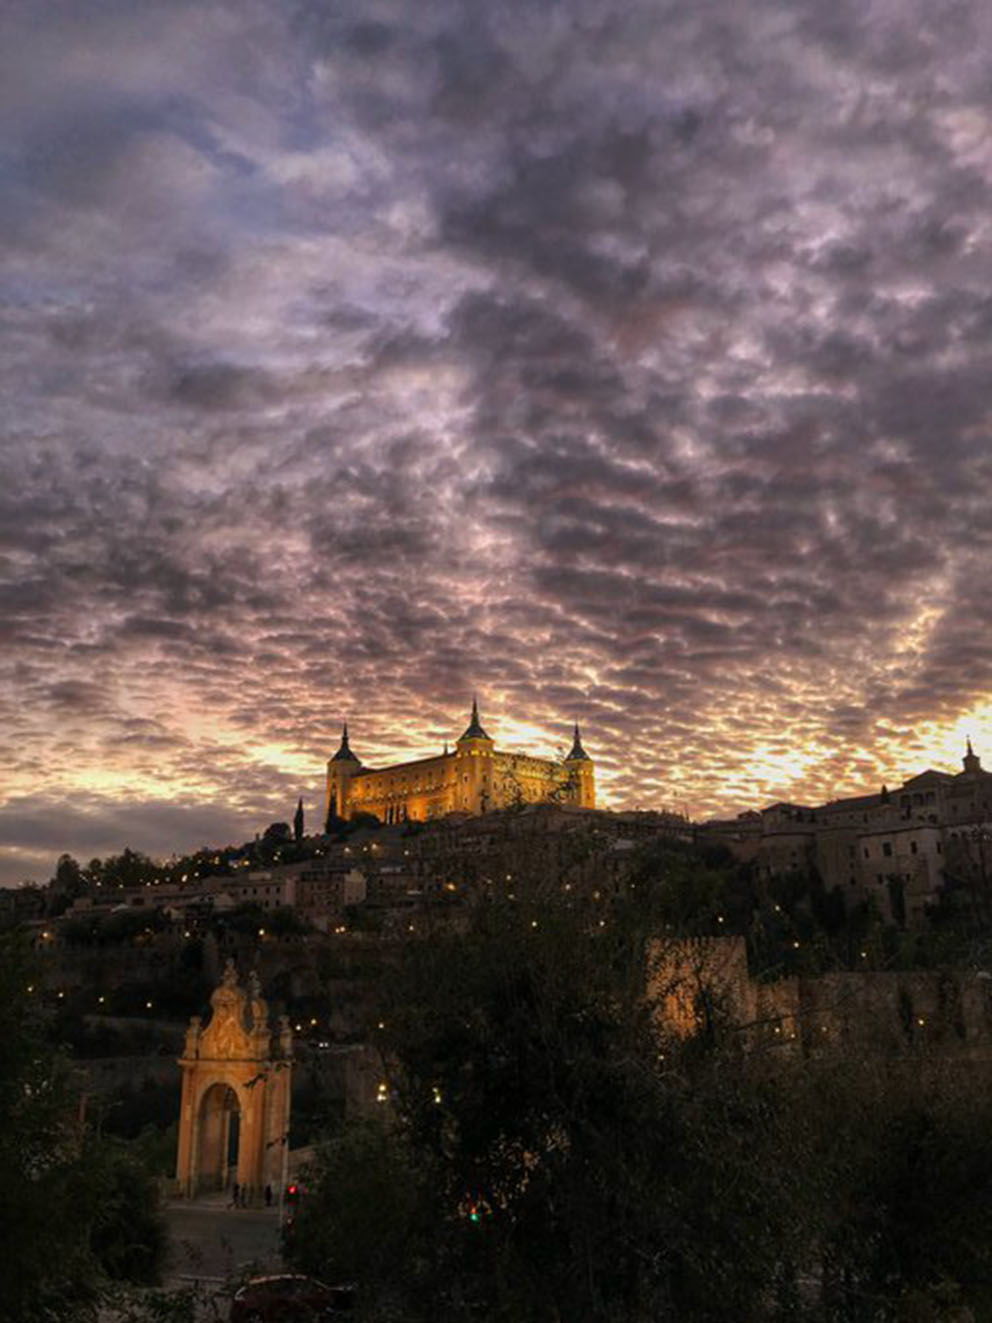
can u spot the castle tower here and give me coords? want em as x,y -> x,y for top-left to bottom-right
455,697 -> 496,814
564,722 -> 596,809
963,738 -> 982,775
326,723 -> 362,825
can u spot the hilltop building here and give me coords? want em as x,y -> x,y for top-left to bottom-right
702,741 -> 992,925
326,700 -> 595,826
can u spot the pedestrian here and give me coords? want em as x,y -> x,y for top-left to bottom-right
240,1184 -> 248,1208
264,1183 -> 273,1207
229,1180 -> 240,1210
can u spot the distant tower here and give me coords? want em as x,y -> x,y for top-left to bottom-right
963,738 -> 982,775
455,697 -> 495,813
293,797 -> 304,842
326,723 -> 362,825
564,723 -> 596,809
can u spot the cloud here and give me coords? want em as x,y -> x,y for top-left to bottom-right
2,0 -> 992,882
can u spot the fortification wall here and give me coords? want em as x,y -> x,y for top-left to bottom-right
650,935 -> 992,1059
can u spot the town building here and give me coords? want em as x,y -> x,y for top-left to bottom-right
326,700 -> 595,826
702,741 -> 992,924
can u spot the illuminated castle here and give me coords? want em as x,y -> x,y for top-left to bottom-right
326,700 -> 595,826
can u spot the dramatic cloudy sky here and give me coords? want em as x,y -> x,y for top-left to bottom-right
3,0 -> 992,885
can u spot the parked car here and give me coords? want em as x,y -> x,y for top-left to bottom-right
230,1274 -> 354,1322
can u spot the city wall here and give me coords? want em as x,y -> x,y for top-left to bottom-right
650,936 -> 992,1059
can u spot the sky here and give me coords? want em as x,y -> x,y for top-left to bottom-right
2,0 -> 992,886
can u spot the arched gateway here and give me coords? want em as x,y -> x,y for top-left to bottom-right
175,961 -> 292,1198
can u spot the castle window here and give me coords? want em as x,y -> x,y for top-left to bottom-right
910,841 -> 918,855
882,842 -> 893,857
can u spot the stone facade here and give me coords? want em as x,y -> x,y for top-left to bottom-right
326,701 -> 595,826
174,960 -> 292,1198
650,935 -> 992,1059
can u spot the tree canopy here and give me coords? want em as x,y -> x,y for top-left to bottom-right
0,936 -> 167,1321
287,889 -> 992,1322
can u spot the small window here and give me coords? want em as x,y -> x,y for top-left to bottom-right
882,842 -> 893,858
910,841 -> 918,855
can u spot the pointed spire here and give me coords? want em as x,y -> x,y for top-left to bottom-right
566,722 -> 591,761
458,695 -> 491,743
331,722 -> 361,763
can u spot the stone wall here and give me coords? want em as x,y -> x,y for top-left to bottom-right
649,935 -> 992,1060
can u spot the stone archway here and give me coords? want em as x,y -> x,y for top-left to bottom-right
195,1082 -> 241,1192
175,960 -> 292,1199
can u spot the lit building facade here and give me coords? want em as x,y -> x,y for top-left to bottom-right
326,701 -> 595,826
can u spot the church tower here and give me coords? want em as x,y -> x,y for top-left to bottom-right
963,737 -> 982,775
454,697 -> 496,814
564,723 -> 596,809
326,723 -> 362,824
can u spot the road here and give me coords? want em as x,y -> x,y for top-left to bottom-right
164,1192 -> 283,1290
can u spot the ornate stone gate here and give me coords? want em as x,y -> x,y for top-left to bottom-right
175,960 -> 292,1198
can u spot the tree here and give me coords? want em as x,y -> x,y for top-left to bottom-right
288,898 -> 807,1321
0,936 -> 168,1320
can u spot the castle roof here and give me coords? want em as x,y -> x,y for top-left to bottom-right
457,697 -> 492,743
566,723 -> 591,761
331,723 -> 361,763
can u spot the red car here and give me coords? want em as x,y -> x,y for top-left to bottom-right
230,1274 -> 354,1322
